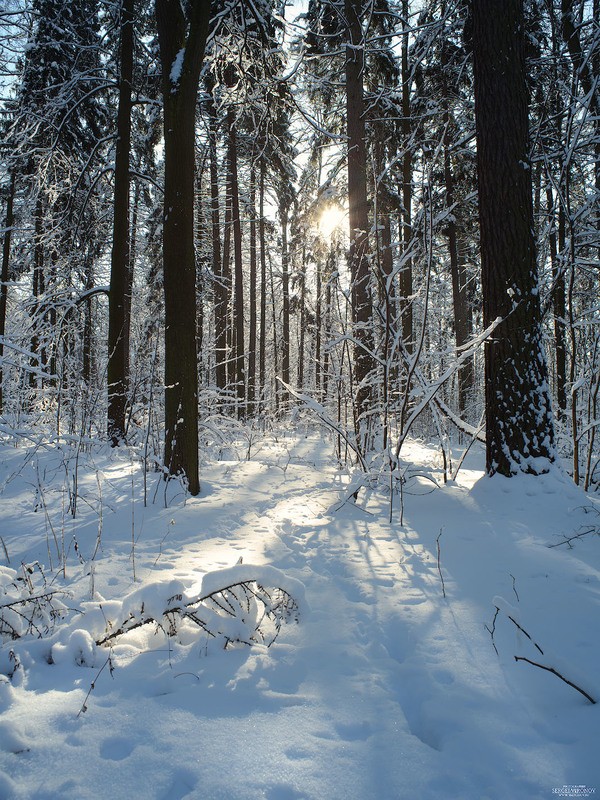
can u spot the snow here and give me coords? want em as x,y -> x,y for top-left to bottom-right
0,431 -> 598,799
170,48 -> 185,88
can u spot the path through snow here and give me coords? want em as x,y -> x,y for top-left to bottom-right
0,433 -> 598,799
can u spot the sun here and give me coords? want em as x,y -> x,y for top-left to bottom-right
318,204 -> 346,238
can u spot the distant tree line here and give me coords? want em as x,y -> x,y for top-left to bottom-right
0,0 -> 597,491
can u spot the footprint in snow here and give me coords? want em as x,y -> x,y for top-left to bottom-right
160,768 -> 198,800
334,719 -> 373,741
99,735 -> 135,761
0,721 -> 30,754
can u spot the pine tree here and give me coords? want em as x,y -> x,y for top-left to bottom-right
155,0 -> 211,495
472,0 -> 555,475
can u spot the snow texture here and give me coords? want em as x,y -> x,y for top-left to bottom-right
0,433 -> 598,799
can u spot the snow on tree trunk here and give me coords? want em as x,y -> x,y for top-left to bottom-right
472,0 -> 555,476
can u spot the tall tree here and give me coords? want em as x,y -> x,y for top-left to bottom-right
107,0 -> 135,445
472,0 -> 555,476
0,171 -> 15,414
345,0 -> 374,451
155,0 -> 210,495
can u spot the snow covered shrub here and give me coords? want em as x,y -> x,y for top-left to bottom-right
97,565 -> 304,651
0,562 -> 304,687
51,629 -> 97,667
0,562 -> 70,644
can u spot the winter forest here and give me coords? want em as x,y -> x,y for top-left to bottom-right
0,1 -> 599,799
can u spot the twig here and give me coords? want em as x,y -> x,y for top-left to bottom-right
77,654 -> 114,717
436,529 -> 446,599
548,527 -> 599,548
514,656 -> 596,705
485,607 -> 499,656
504,611 -> 544,655
0,536 -> 9,564
510,574 -> 520,602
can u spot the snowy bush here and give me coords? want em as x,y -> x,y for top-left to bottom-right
97,564 -> 304,651
0,563 -> 70,644
0,563 -> 304,680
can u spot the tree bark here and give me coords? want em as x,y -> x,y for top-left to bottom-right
0,172 -> 15,415
248,165 -> 257,412
399,0 -> 413,352
472,0 -> 555,476
280,200 -> 290,406
345,0 -> 374,452
227,106 -> 245,417
259,159 -> 268,409
107,0 -> 134,445
156,0 -> 210,496
206,85 -> 227,393
443,118 -> 473,417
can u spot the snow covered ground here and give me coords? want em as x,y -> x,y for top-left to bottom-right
0,429 -> 598,799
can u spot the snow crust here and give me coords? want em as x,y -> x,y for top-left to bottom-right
0,433 -> 598,799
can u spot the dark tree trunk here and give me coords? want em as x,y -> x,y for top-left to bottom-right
222,163 -> 233,394
0,172 -> 15,415
399,0 -> 413,352
547,186 -> 567,415
280,201 -> 290,405
259,160 -> 268,409
270,254 -> 279,412
472,0 -> 555,476
315,254 -> 322,397
227,107 -> 245,417
156,0 -> 210,496
443,119 -> 473,417
107,0 -> 134,445
82,257 -> 94,388
345,0 -> 374,451
297,245 -> 306,390
248,166 -> 257,413
207,86 -> 227,393
30,196 -> 45,392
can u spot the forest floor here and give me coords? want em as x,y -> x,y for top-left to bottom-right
0,428 -> 598,799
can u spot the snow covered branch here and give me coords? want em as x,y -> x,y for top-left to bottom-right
96,564 -> 304,651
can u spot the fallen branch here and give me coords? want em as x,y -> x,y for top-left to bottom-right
96,571 -> 301,651
489,600 -> 596,706
514,656 -> 596,705
548,527 -> 599,548
504,611 -> 544,655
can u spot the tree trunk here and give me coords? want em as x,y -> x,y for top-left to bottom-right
0,172 -> 15,415
443,117 -> 473,417
30,196 -> 45,393
547,186 -> 567,416
206,86 -> 227,393
227,107 -> 245,417
248,166 -> 257,413
82,257 -> 94,388
472,0 -> 555,476
107,0 -> 134,445
156,0 -> 210,496
399,0 -> 413,352
280,200 -> 290,406
345,0 -> 374,452
259,159 -> 268,409
222,161 -> 233,396
297,244 -> 306,390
